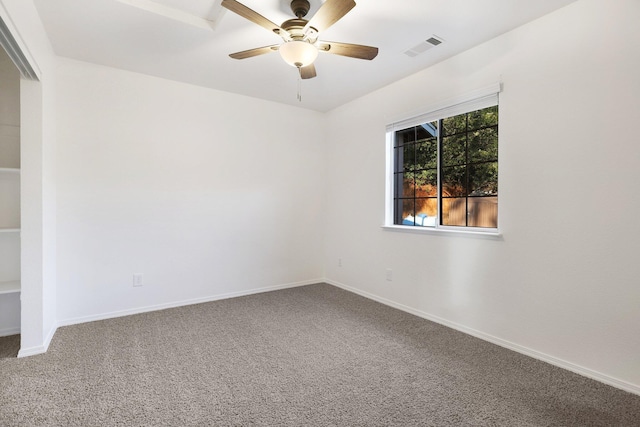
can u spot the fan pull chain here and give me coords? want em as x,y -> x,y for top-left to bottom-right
297,71 -> 302,102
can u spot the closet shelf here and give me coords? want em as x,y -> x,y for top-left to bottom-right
0,281 -> 20,295
0,228 -> 20,233
0,167 -> 20,174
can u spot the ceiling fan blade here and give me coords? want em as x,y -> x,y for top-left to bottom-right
221,0 -> 289,38
304,0 -> 356,33
229,45 -> 279,60
299,64 -> 317,79
318,41 -> 378,60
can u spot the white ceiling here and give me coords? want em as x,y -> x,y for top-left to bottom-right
33,0 -> 576,112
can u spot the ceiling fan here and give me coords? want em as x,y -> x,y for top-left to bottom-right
221,0 -> 378,79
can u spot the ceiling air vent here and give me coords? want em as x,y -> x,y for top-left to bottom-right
404,35 -> 444,57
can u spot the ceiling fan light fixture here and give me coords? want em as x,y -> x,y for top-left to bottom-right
279,40 -> 318,68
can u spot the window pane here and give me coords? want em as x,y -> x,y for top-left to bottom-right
441,165 -> 467,197
441,196 -> 498,228
396,172 -> 416,198
393,146 -> 403,174
442,114 -> 467,136
415,125 -> 433,141
441,197 -> 467,226
415,197 -> 438,223
468,105 -> 498,130
467,196 -> 498,228
415,140 -> 437,170
395,128 -> 415,147
469,162 -> 498,196
399,199 -> 437,227
469,128 -> 498,163
442,133 -> 466,166
402,143 -> 416,171
394,172 -> 403,201
420,122 -> 438,139
400,199 -> 416,225
414,169 -> 437,197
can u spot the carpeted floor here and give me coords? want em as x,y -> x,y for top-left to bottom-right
1,283 -> 639,426
0,334 -> 19,359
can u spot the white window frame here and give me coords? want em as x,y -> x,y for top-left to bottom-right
384,83 -> 502,237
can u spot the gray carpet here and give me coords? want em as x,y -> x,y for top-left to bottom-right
0,334 -> 19,359
1,283 -> 639,426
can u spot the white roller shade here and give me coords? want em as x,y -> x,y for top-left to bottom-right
387,83 -> 501,132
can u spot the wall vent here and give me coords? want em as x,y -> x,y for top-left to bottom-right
404,35 -> 444,57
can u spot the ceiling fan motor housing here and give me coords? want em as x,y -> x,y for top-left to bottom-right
290,0 -> 311,18
281,18 -> 308,39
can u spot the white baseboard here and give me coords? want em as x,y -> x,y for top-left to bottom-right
0,326 -> 20,338
43,323 -> 57,352
57,278 -> 322,328
17,344 -> 45,358
325,279 -> 640,397
16,323 -> 58,358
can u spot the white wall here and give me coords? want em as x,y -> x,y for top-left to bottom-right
55,58 -> 326,323
324,0 -> 640,392
0,0 -> 57,356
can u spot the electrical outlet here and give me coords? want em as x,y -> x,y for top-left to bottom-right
386,269 -> 393,281
338,258 -> 342,267
133,273 -> 143,287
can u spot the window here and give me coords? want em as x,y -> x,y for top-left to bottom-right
386,86 -> 500,232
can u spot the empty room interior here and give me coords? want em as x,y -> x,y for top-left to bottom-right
1,0 -> 640,425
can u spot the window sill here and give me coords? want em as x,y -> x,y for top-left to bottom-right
382,224 -> 503,239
